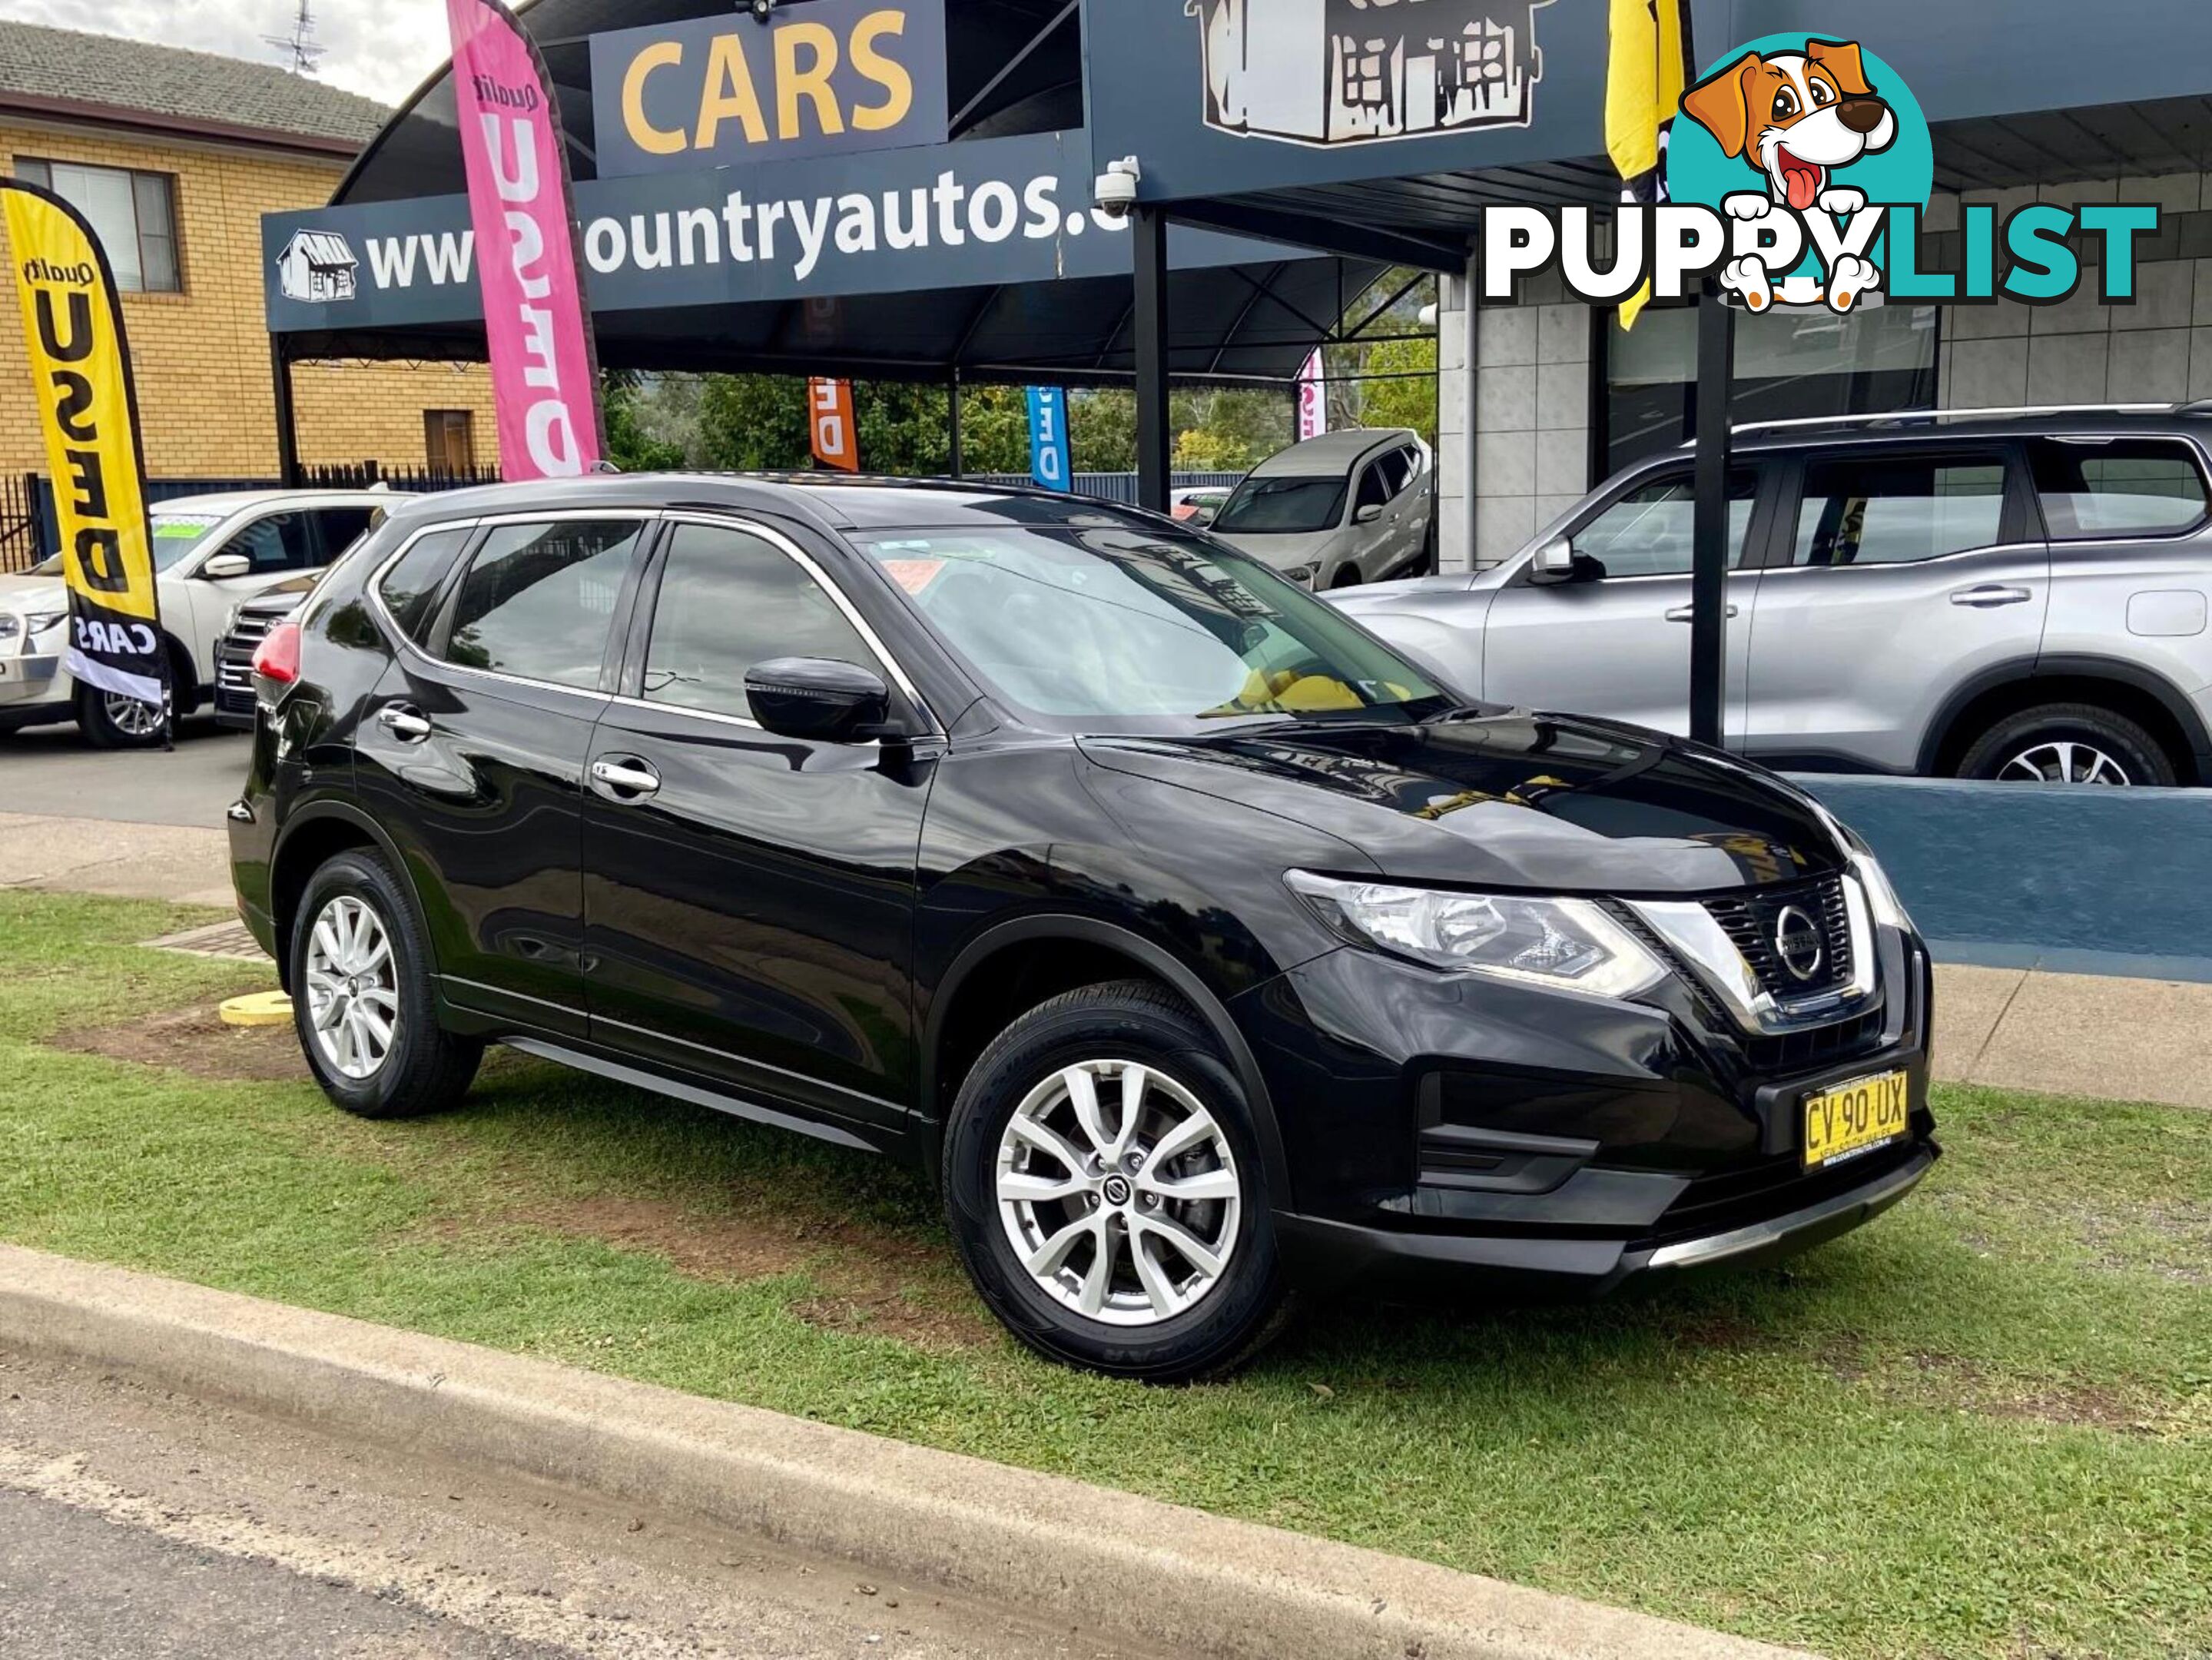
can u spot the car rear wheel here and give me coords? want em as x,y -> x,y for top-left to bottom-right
942,981 -> 1290,1381
1957,703 -> 2178,788
75,683 -> 165,749
290,849 -> 482,1118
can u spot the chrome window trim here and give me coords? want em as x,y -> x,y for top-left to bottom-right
1630,874 -> 1879,1037
652,510 -> 944,739
1759,541 -> 2047,574
364,510 -> 648,705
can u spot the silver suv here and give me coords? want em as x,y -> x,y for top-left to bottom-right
1332,407 -> 2212,786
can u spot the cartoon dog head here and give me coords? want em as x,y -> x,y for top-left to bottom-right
1680,40 -> 1897,212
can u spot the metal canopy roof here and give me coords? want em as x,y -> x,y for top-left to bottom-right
307,0 -> 1387,388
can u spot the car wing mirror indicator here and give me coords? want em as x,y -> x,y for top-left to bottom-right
745,657 -> 900,744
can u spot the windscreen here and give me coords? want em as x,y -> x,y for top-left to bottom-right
1212,476 -> 1348,535
856,524 -> 1444,729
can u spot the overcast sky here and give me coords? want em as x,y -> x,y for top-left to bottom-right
0,0 -> 452,108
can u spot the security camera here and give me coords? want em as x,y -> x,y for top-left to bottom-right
743,0 -> 774,19
1093,156 -> 1142,221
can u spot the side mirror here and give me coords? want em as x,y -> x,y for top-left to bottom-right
1528,536 -> 1577,585
201,552 -> 253,580
1355,503 -> 1385,525
745,657 -> 896,744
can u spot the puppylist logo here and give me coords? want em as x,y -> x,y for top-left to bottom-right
1482,31 -> 2166,315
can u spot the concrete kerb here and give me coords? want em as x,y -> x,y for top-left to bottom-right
0,1244 -> 1805,1660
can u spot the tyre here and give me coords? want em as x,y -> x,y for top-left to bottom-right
1328,565 -> 1363,590
1956,703 -> 2178,788
290,848 -> 482,1119
942,980 -> 1291,1382
75,682 -> 165,749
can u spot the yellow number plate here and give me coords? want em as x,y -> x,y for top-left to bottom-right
1802,1070 -> 1911,1170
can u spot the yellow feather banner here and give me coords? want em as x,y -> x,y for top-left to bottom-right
2,179 -> 167,724
1606,0 -> 1692,330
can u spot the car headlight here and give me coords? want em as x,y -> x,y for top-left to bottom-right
1286,872 -> 1667,999
1850,847 -> 1914,935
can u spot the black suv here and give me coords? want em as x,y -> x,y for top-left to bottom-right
230,476 -> 1938,1380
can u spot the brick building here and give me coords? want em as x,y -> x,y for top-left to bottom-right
0,22 -> 495,482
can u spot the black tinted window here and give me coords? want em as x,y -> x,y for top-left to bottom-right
643,524 -> 873,718
444,520 -> 646,689
227,512 -> 316,573
313,507 -> 379,559
376,527 -> 473,646
2031,440 -> 2209,540
1793,453 -> 2007,566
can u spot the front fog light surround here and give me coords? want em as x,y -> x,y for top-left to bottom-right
1851,849 -> 1915,935
1287,872 -> 1667,999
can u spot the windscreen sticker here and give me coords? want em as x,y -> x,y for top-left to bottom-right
154,517 -> 221,537
881,558 -> 947,596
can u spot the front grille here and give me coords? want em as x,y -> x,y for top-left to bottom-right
1743,1007 -> 1886,1074
217,616 -> 277,695
1703,875 -> 1855,1003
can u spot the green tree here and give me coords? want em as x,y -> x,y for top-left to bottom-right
1356,335 -> 1440,446
602,372 -> 686,473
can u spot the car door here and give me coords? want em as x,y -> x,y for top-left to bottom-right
1744,443 -> 2045,774
355,513 -> 653,1039
1478,464 -> 1766,741
581,515 -> 934,1140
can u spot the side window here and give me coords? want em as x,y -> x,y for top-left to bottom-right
1569,470 -> 1757,579
311,507 -> 378,562
1355,462 -> 1391,514
1792,453 -> 2008,567
2031,440 -> 2209,540
376,527 -> 474,647
642,523 -> 874,719
442,520 -> 647,689
227,512 -> 317,573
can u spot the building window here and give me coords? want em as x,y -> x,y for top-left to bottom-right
425,410 -> 475,471
12,158 -> 181,293
1602,304 -> 1939,476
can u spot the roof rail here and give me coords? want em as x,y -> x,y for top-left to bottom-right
1690,405 -> 2181,445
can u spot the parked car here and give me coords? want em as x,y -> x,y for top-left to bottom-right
0,488 -> 388,745
1333,406 -> 2212,786
1170,486 -> 1233,527
1209,429 -> 1434,589
213,576 -> 319,730
230,475 -> 1936,1380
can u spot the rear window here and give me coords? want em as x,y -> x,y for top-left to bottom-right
376,527 -> 474,647
2031,440 -> 2209,540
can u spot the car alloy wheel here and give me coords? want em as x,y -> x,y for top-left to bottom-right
303,894 -> 402,1081
1998,741 -> 2131,785
994,1058 -> 1242,1326
103,693 -> 162,739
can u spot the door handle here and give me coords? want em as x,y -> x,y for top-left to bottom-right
376,705 -> 432,744
1665,604 -> 1739,622
1950,585 -> 2033,608
589,756 -> 662,802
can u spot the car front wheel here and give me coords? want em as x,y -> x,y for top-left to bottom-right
943,981 -> 1290,1381
290,849 -> 482,1118
1957,703 -> 2179,788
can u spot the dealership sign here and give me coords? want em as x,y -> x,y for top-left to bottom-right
592,0 -> 948,178
264,130 -> 1303,332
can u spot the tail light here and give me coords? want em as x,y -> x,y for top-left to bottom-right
251,622 -> 302,686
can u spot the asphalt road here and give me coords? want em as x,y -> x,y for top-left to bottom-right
0,1347 -> 1158,1660
0,716 -> 250,830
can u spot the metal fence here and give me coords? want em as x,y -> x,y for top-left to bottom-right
967,471 -> 1244,505
0,473 -> 41,574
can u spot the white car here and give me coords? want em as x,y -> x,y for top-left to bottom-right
1207,429 -> 1435,589
0,490 -> 389,746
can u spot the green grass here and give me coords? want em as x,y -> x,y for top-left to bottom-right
2,890 -> 2207,1658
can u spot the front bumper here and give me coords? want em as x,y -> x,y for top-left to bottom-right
0,650 -> 64,712
1277,1144 -> 1935,1296
1238,921 -> 1938,1297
